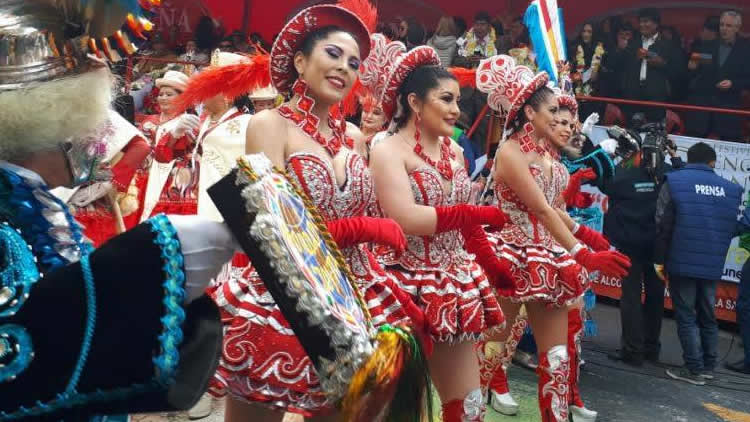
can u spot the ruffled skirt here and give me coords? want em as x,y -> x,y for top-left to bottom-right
385,258 -> 505,343
488,233 -> 588,307
206,254 -> 412,416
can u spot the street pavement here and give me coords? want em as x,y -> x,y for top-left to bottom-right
131,302 -> 750,421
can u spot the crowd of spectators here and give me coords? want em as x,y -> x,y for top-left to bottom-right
385,8 -> 750,149
125,8 -> 749,146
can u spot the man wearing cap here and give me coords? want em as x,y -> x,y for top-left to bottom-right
0,2 -> 237,419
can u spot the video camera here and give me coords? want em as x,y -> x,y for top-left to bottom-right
630,113 -> 676,172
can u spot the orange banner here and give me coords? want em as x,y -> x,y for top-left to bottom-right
592,276 -> 739,323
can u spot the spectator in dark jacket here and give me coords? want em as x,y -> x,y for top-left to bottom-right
606,9 -> 686,122
599,136 -> 683,366
654,142 -> 743,385
685,10 -> 750,141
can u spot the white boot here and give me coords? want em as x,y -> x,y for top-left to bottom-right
490,390 -> 520,416
570,405 -> 598,422
188,393 -> 213,420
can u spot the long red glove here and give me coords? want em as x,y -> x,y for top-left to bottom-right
326,217 -> 407,255
573,247 -> 631,278
574,225 -> 610,252
435,204 -> 509,234
562,168 -> 596,208
461,224 -> 516,295
388,280 -> 434,357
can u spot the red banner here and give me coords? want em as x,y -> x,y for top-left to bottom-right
592,276 -> 740,323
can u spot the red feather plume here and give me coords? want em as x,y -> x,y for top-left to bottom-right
448,67 -> 477,88
337,0 -> 377,33
171,54 -> 271,116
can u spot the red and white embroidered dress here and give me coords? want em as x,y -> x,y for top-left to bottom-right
207,148 -> 411,416
488,141 -> 588,306
381,166 -> 505,343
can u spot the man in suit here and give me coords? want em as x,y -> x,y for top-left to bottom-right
607,8 -> 685,123
685,10 -> 750,141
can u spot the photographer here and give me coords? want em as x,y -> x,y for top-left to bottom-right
654,143 -> 743,385
599,120 -> 684,367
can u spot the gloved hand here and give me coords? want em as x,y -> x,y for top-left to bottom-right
599,138 -> 618,156
581,112 -> 599,137
435,204 -> 509,234
461,224 -> 515,295
572,246 -> 631,278
167,214 -> 239,303
170,114 -> 201,138
573,224 -> 610,252
69,181 -> 114,207
562,168 -> 596,208
326,217 -> 407,255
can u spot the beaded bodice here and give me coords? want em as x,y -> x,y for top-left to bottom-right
395,166 -> 473,270
285,151 -> 380,280
494,159 -> 569,251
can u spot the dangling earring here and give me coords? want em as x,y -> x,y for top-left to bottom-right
522,122 -> 535,136
414,112 -> 422,144
518,122 -> 537,154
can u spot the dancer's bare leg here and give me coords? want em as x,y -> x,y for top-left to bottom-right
430,341 -> 484,421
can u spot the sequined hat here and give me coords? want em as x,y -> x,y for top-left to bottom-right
270,4 -> 372,93
475,55 -> 550,131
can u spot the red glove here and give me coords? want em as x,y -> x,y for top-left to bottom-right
574,224 -> 610,252
326,217 -> 406,255
435,205 -> 509,234
461,224 -> 515,295
388,280 -> 433,357
562,168 -> 596,208
571,192 -> 595,209
573,247 -> 631,278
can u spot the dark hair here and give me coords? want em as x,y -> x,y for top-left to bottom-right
687,142 -> 716,164
454,16 -> 468,36
475,11 -> 491,24
299,26 -> 348,57
638,8 -> 661,25
406,22 -> 426,48
508,86 -> 555,132
618,22 -> 635,35
704,15 -> 720,32
377,22 -> 397,40
394,65 -> 457,129
195,16 -> 219,50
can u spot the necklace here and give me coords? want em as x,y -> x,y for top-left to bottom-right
409,135 -> 455,181
277,79 -> 352,157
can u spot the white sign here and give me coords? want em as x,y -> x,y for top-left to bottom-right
589,126 -> 749,283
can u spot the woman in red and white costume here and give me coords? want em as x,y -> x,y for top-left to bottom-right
122,70 -> 198,227
369,46 -> 512,421
554,91 -> 608,422
466,55 -> 631,422
139,70 -> 202,221
175,4 -> 423,421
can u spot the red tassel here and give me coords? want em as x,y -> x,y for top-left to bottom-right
337,0 -> 378,33
448,67 -> 477,88
171,54 -> 271,116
